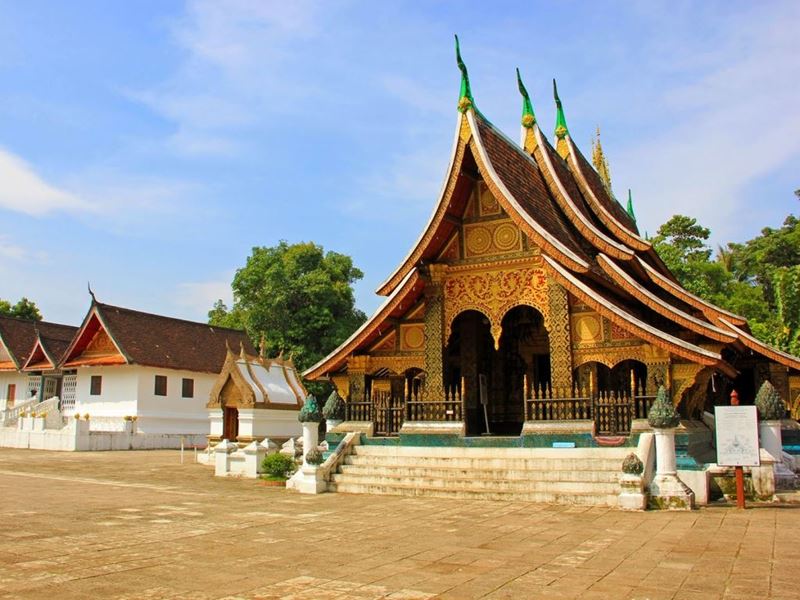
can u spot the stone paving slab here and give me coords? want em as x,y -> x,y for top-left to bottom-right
0,448 -> 798,599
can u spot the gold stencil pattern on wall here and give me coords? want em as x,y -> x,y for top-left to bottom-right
443,263 -> 550,345
572,313 -> 603,344
400,324 -> 425,351
479,185 -> 501,216
463,219 -> 522,258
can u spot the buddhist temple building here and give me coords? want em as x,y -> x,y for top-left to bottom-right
59,300 -> 255,434
306,39 -> 800,444
0,315 -> 78,409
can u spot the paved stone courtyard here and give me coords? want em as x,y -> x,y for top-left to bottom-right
0,449 -> 797,599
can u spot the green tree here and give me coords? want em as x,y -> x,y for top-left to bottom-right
209,241 -> 366,375
0,297 -> 42,320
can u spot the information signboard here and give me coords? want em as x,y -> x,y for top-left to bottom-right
715,405 -> 760,467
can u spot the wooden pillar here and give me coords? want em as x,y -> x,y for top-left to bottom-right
547,279 -> 573,393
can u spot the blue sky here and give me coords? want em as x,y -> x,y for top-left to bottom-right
1,0 -> 798,326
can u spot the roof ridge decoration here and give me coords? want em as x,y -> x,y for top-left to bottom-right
626,189 -> 637,224
591,127 -> 612,192
553,79 -> 569,158
516,68 -> 535,127
516,68 -> 536,151
455,35 -> 474,113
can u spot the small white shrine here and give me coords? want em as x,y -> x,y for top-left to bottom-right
207,346 -> 304,447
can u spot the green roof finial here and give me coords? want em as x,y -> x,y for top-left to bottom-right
516,68 -> 536,128
455,35 -> 474,113
553,79 -> 568,139
626,189 -> 637,224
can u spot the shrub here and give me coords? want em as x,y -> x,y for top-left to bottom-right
82,413 -> 90,421
261,453 -> 297,479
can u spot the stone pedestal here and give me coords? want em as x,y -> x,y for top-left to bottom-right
760,420 -> 797,489
292,464 -> 327,494
751,448 -> 777,501
618,474 -> 647,511
648,428 -> 694,510
242,440 -> 266,477
301,422 -> 318,466
213,439 -> 237,477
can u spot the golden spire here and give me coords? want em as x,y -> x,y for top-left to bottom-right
591,126 -> 612,193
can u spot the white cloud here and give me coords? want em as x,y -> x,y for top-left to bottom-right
613,2 -> 800,242
0,147 -> 92,216
130,0 -> 325,157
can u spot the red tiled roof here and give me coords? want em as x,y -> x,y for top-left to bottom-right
0,316 -> 76,370
64,303 -> 255,374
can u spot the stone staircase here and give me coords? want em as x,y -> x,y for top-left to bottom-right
329,444 -> 629,506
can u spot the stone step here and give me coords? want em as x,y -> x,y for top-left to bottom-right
330,472 -> 619,494
337,463 -> 619,483
328,481 -> 619,506
352,445 -> 631,459
343,454 -> 624,471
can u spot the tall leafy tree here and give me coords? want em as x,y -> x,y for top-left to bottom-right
653,191 -> 800,353
209,241 -> 366,374
0,297 -> 42,321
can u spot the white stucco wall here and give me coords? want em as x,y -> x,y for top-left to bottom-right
74,366 -> 139,420
134,366 -> 215,435
73,365 -> 214,435
0,372 -> 32,409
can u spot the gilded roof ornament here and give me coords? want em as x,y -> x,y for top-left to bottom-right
591,127 -> 612,192
516,68 -> 536,128
553,79 -> 569,139
455,35 -> 474,113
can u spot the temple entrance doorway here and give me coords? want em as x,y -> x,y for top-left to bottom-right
446,306 -> 550,436
223,406 -> 239,441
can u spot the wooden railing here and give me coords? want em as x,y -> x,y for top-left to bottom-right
345,400 -> 372,422
526,385 -> 655,436
407,382 -> 463,422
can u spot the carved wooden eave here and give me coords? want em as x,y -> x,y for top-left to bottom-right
543,255 -> 737,377
21,334 -> 57,371
596,254 -> 738,344
718,318 -> 800,372
61,305 -> 130,368
0,333 -> 20,372
635,257 -> 747,326
564,136 -> 650,252
304,269 -> 423,380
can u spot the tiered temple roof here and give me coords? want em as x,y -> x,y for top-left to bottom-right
305,39 -> 800,381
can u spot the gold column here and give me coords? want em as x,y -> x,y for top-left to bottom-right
347,355 -> 368,403
423,265 -> 447,403
547,279 -> 573,393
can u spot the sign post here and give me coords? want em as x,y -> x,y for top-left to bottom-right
715,390 -> 759,509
